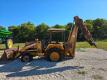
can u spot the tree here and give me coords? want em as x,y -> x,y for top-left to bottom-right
93,18 -> 105,39
9,22 -> 36,42
36,23 -> 49,40
0,26 -> 5,30
64,23 -> 74,41
18,22 -> 36,42
52,24 -> 65,29
1,17 -> 107,43
85,20 -> 93,33
66,23 -> 73,30
8,25 -> 20,42
101,20 -> 107,39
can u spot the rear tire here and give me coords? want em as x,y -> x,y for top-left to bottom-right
46,48 -> 63,62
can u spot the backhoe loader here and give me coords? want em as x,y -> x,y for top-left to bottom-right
0,16 -> 96,62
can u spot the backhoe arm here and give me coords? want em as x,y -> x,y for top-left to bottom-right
74,16 -> 97,47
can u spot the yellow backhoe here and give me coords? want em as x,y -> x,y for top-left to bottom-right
0,16 -> 96,62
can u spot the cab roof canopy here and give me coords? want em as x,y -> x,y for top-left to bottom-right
48,28 -> 65,32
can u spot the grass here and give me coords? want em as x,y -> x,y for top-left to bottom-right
76,41 -> 107,51
0,41 -> 107,51
0,43 -> 25,49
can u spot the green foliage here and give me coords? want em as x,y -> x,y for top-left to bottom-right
101,20 -> 107,38
85,20 -> 93,32
93,18 -> 107,39
0,26 -> 5,30
66,23 -> 73,30
36,23 -> 49,40
52,24 -> 65,29
18,22 -> 36,42
2,17 -> 107,43
8,22 -> 36,42
8,25 -> 20,42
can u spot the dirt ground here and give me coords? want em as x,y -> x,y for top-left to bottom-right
0,48 -> 107,80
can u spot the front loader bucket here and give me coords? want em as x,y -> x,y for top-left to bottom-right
0,48 -> 19,61
0,51 -> 8,61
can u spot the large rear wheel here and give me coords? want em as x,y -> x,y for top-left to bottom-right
6,38 -> 13,49
46,48 -> 63,62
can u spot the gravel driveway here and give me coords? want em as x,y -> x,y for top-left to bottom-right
0,48 -> 107,80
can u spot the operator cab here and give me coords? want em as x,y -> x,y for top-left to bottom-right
42,28 -> 66,49
47,28 -> 66,44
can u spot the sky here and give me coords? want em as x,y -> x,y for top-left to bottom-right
0,0 -> 107,27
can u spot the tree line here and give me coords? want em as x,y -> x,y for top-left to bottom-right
0,18 -> 107,43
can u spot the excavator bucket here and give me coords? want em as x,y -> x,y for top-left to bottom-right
74,16 -> 97,47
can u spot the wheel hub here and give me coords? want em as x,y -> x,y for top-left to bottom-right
50,52 -> 60,61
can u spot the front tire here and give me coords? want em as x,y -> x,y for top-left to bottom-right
21,54 -> 33,62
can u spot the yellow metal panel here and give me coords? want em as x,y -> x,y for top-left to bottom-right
47,43 -> 64,50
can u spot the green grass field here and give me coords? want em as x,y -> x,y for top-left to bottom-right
76,41 -> 107,51
0,41 -> 107,51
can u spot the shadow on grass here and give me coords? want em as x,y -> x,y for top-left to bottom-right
0,58 -> 84,77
